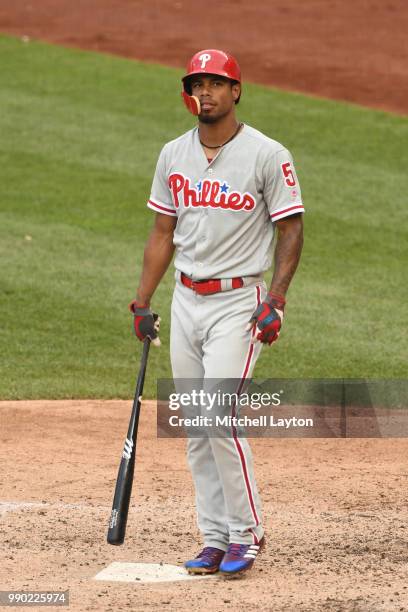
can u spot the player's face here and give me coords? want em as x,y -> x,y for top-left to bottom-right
190,75 -> 240,124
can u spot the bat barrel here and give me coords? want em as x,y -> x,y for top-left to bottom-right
107,454 -> 135,544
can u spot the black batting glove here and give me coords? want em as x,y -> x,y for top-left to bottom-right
129,300 -> 161,347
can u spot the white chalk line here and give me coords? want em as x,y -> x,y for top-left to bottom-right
2,502 -> 405,524
0,501 -> 110,516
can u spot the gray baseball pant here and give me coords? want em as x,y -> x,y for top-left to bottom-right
170,276 -> 266,549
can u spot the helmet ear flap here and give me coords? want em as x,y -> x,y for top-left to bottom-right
181,91 -> 201,116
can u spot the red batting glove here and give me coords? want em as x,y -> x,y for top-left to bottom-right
246,292 -> 286,345
129,300 -> 161,347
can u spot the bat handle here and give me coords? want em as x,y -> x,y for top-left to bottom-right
127,339 -> 150,436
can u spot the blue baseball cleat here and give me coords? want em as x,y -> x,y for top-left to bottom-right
219,537 -> 265,576
184,546 -> 226,575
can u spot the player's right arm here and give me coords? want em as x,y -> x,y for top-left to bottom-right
136,212 -> 177,306
129,213 -> 176,346
130,145 -> 177,344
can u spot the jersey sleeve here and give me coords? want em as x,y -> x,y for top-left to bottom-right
146,146 -> 177,217
263,148 -> 304,222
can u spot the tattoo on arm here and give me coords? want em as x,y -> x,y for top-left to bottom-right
270,217 -> 303,297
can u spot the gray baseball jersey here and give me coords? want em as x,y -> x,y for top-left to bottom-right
146,123 -> 304,548
147,123 -> 304,280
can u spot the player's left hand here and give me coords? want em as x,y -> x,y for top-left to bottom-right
246,292 -> 286,345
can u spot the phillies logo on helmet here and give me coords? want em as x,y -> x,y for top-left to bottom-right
198,53 -> 211,69
168,173 -> 256,212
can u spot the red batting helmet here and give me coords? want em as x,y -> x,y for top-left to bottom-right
182,49 -> 241,102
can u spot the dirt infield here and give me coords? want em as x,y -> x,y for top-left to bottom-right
1,400 -> 407,611
0,0 -> 407,115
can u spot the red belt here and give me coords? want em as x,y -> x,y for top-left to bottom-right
180,272 -> 244,295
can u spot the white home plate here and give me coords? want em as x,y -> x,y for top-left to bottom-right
94,562 -> 216,583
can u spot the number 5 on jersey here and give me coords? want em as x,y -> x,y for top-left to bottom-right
281,161 -> 296,187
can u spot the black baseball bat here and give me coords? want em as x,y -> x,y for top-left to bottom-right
107,338 -> 151,545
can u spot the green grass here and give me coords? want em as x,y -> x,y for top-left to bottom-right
0,35 -> 407,399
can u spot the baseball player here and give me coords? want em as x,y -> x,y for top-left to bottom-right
130,49 -> 304,576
